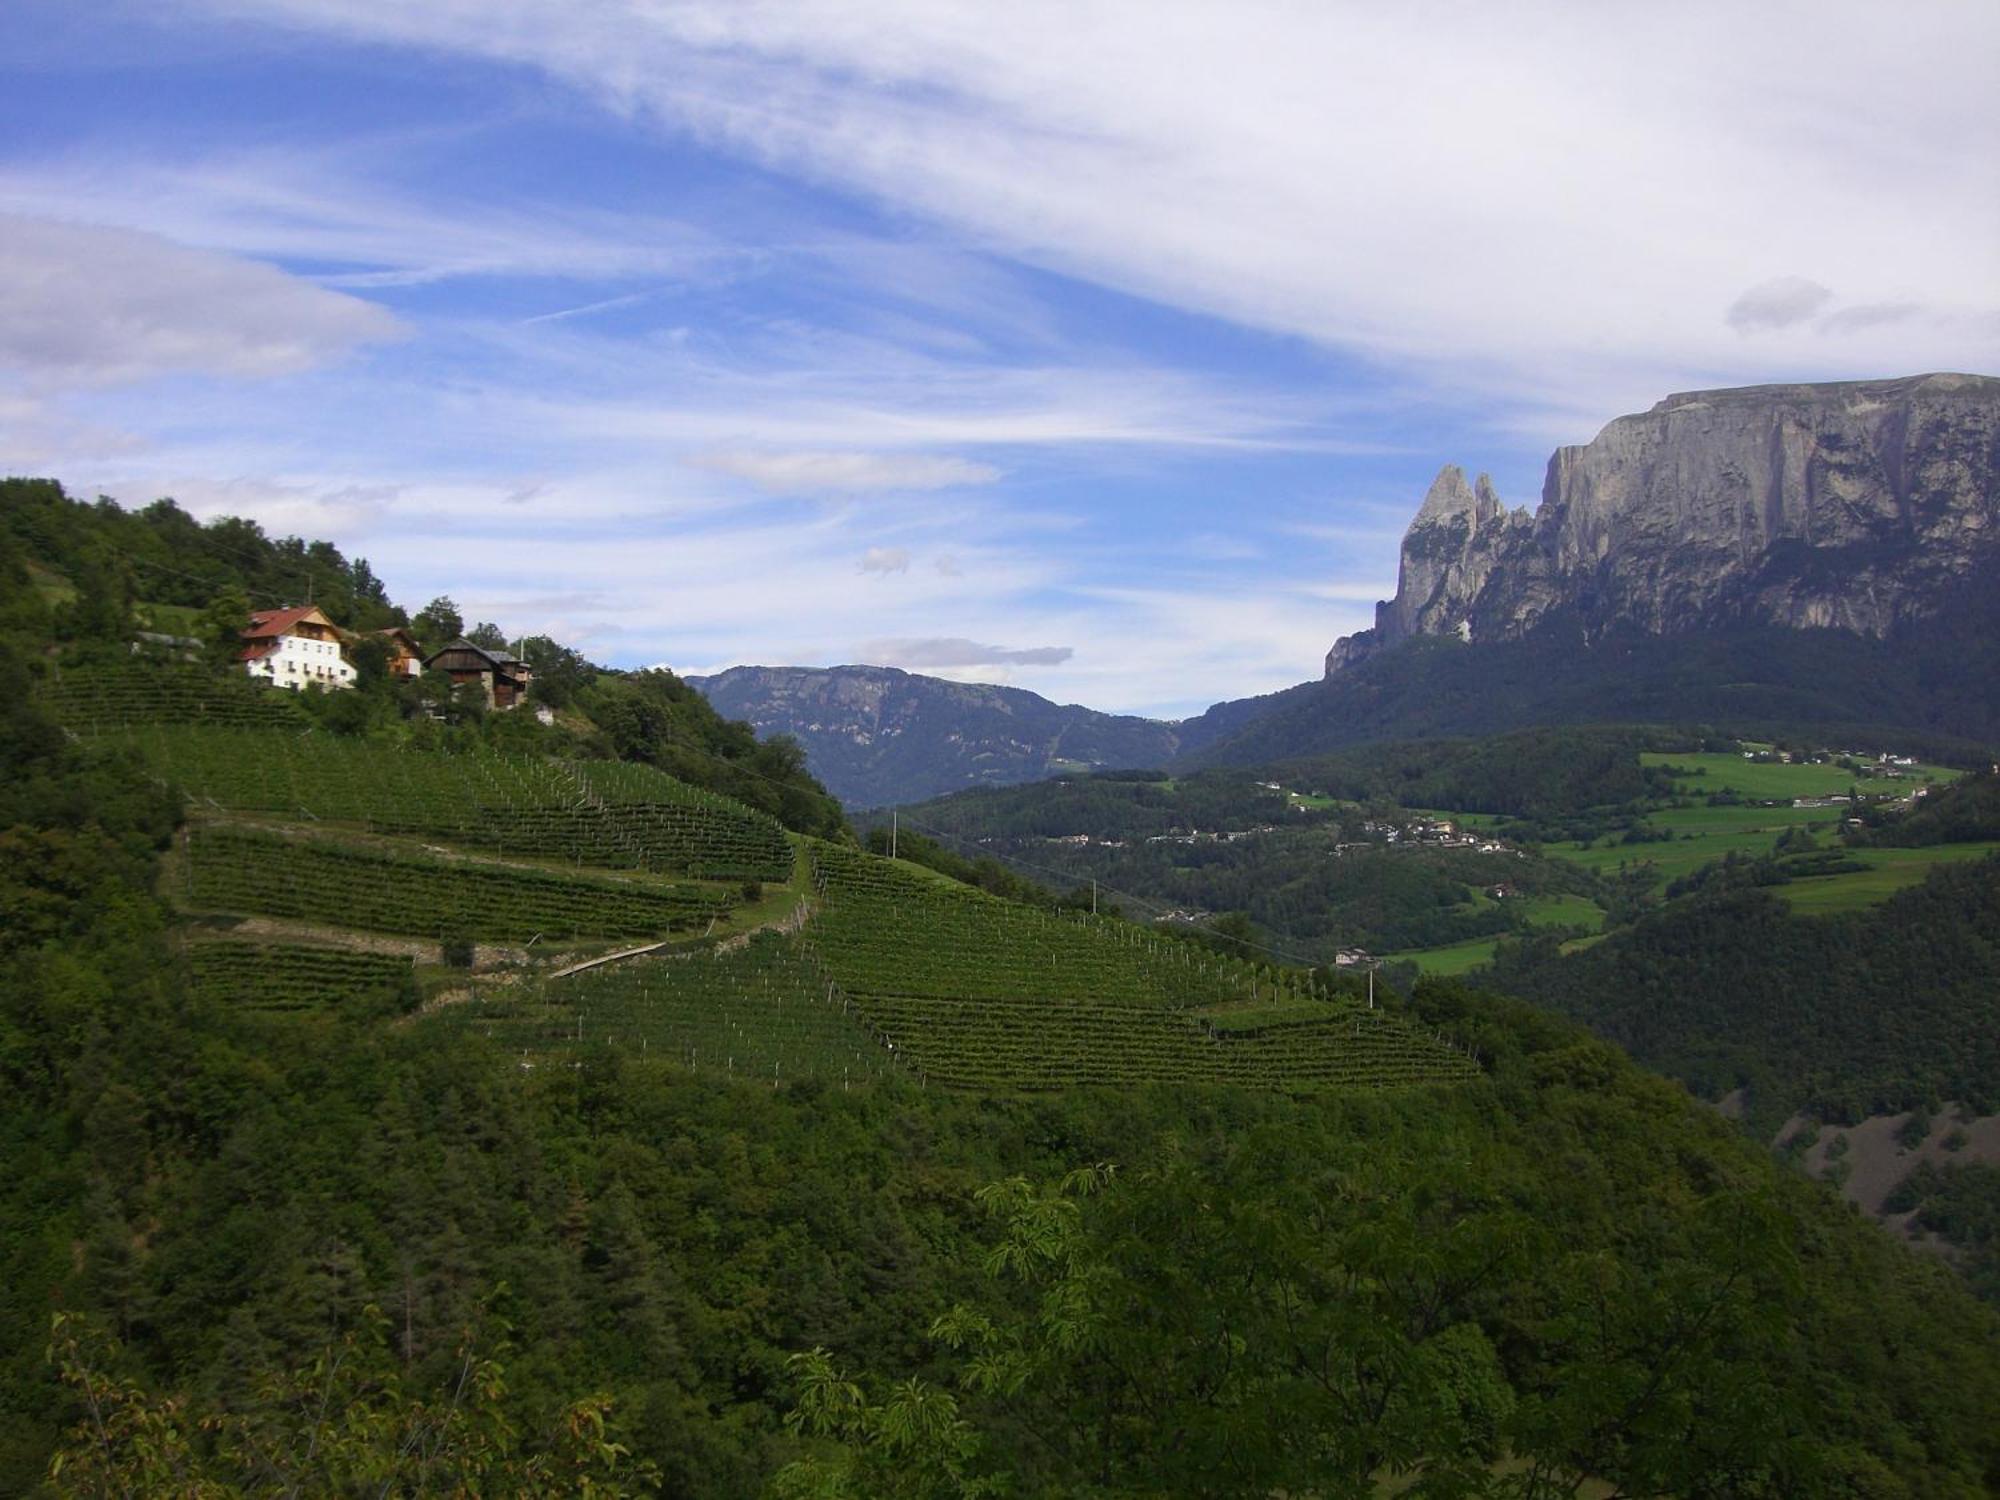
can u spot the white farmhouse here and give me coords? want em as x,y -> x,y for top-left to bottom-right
240,605 -> 356,691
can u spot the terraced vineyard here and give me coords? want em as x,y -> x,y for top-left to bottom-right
804,842 -> 1290,1011
857,995 -> 1479,1090
108,725 -> 793,880
187,939 -> 415,1015
44,664 -> 310,732
185,824 -> 729,942
436,933 -> 898,1086
803,842 -> 1480,1093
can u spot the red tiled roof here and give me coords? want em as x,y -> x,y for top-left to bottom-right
243,605 -> 322,640
240,641 -> 279,662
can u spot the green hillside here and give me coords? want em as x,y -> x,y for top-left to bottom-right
44,662 -> 315,732
802,842 -> 1479,1091
182,823 -> 733,942
1485,857 -> 2000,1130
92,721 -> 795,881
437,931 -> 901,1086
7,479 -> 2000,1494
186,938 -> 418,1016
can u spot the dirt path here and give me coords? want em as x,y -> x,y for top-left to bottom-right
186,810 -> 739,893
547,889 -> 818,980
190,916 -> 534,969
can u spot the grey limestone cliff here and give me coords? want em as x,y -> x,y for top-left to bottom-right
1326,373 -> 2000,676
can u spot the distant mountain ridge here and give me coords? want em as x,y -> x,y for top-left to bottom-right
687,664 -> 1240,807
1326,373 -> 2000,674
698,377 -> 2000,800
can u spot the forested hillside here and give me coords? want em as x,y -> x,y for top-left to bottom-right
1485,860 -> 2000,1131
1181,609 -> 2000,769
6,478 -> 2000,1496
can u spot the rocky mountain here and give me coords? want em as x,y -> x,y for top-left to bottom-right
697,377 -> 2000,799
688,664 -> 1228,807
1326,373 -> 2000,675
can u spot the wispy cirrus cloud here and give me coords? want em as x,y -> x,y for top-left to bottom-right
184,0 -> 2000,413
0,150 -> 731,289
859,637 -> 1073,669
690,449 -> 1000,495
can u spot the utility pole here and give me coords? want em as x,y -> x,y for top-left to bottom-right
1368,965 -> 1375,1010
1091,879 -> 1097,915
891,810 -> 898,860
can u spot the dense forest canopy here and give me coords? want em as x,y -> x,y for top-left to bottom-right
1484,859 -> 2000,1130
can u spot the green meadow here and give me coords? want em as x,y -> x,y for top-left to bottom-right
1639,750 -> 1958,800
1393,935 -> 1501,975
1777,842 -> 2000,915
1389,891 -> 1604,974
1551,808 -> 1842,885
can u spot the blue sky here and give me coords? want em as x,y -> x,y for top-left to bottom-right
2,2 -> 1994,715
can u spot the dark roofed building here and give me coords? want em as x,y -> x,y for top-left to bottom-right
424,638 -> 532,709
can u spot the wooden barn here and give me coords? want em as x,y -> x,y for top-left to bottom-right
424,638 -> 533,709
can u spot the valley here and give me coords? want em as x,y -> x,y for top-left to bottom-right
6,395 -> 2000,1497
8,9 -> 2000,1491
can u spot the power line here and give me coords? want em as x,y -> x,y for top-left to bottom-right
101,544 -> 293,610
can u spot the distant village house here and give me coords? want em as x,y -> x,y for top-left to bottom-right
240,606 -> 355,691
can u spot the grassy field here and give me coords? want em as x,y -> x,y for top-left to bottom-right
1386,893 -> 1600,975
1552,805 -> 1843,886
1777,842 -> 2000,915
135,600 -> 204,635
1639,751 -> 1959,800
1521,893 -> 1604,931
1393,937 -> 1501,975
1555,829 -> 1825,883
1648,802 -> 1835,833
28,561 -> 76,606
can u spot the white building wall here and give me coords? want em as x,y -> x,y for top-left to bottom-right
246,633 -> 356,691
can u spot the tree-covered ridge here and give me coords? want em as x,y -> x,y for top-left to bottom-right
1183,605 -> 2000,768
1483,857 -> 2000,1131
1885,1159 -> 2000,1304
1265,725 -> 1690,820
1858,768 -> 2000,846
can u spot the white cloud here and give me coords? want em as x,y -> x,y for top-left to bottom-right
859,637 -> 1073,668
1726,276 -> 1834,333
690,449 -> 1001,495
0,214 -> 400,388
192,0 -> 2000,409
857,546 -> 911,574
